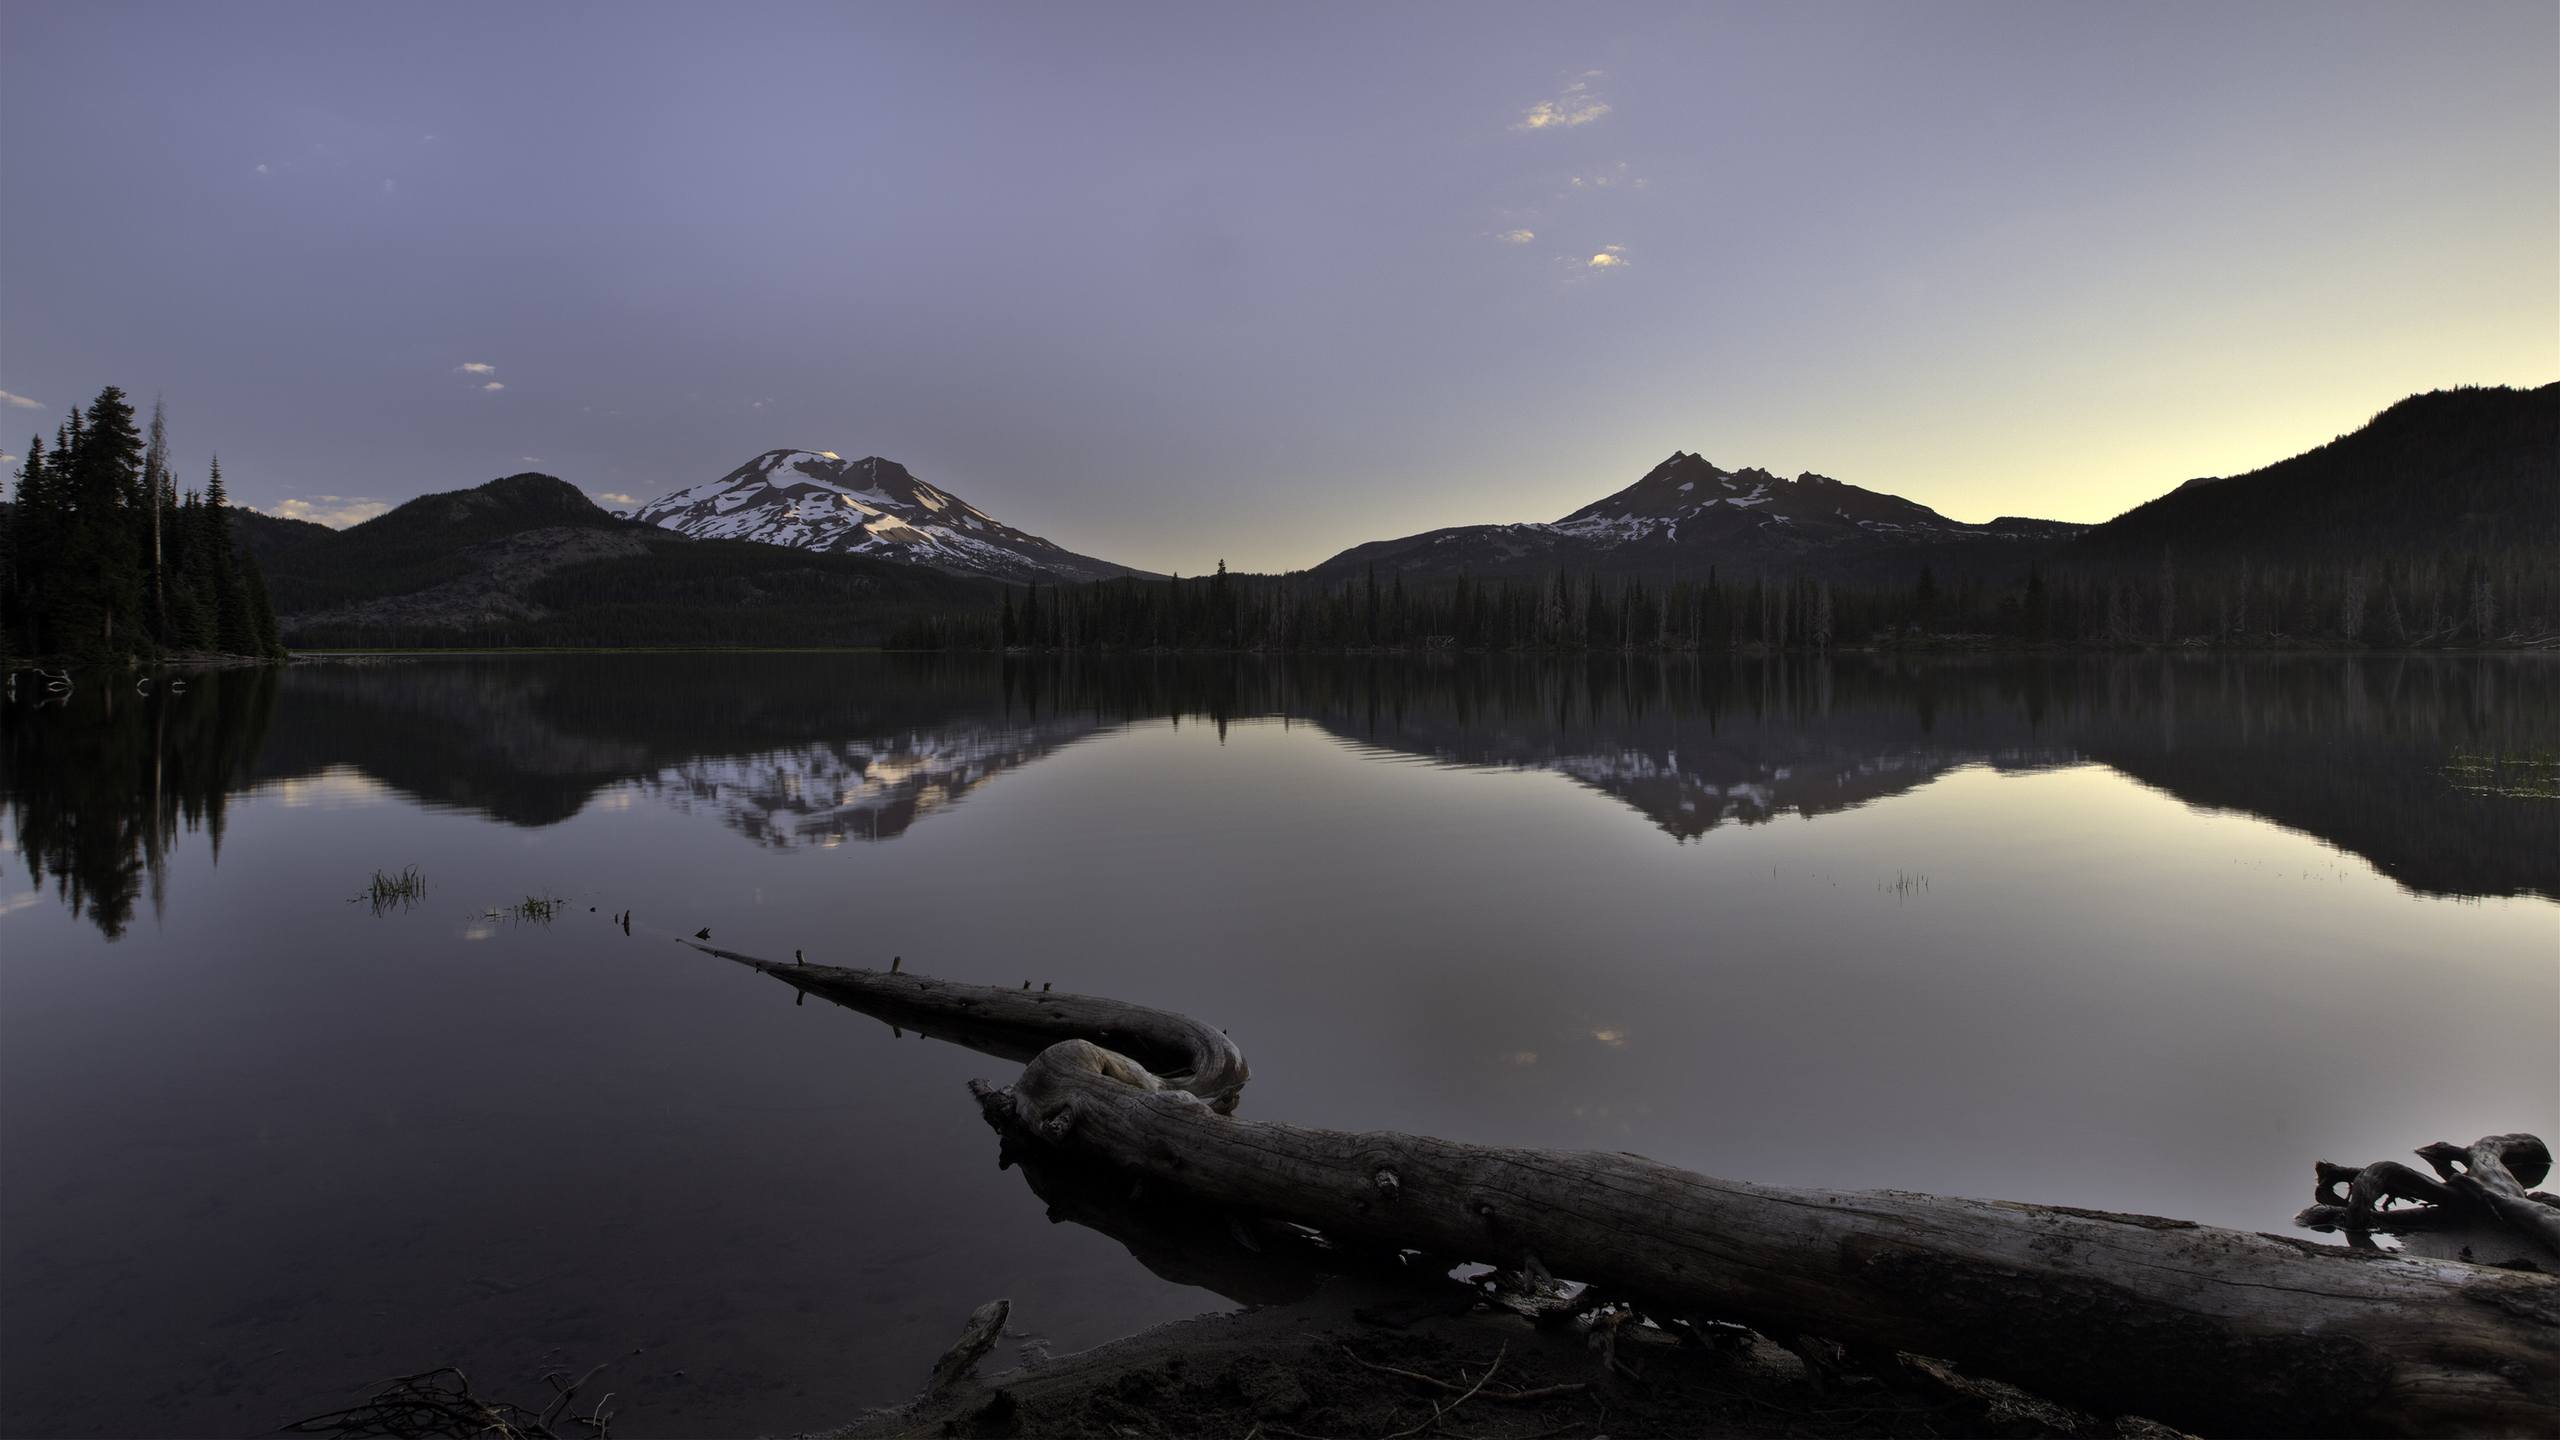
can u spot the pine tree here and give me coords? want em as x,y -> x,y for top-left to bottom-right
52,388 -> 146,656
3,435 -> 44,654
143,397 -> 170,642
206,457 -> 255,654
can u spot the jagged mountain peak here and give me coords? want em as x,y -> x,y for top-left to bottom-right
1315,449 -> 2088,585
629,449 -> 1141,584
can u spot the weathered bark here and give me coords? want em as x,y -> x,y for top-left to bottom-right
694,946 -> 2560,1437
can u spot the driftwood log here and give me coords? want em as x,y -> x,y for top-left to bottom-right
692,944 -> 2560,1437
2298,1136 -> 2560,1270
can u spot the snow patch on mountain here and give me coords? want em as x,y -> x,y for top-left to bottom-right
629,450 -> 1138,584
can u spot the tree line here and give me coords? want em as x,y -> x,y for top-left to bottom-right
890,551 -> 2556,654
3,385 -> 283,662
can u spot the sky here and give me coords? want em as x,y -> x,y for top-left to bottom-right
2,2 -> 2553,574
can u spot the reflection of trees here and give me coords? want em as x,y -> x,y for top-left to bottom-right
1275,656 -> 2560,899
1,667 -> 279,938
9,654 -> 2551,941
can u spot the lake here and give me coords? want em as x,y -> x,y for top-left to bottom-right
3,653 -> 2554,1438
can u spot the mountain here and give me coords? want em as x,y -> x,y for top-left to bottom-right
241,472 -> 994,646
2066,383 -> 2558,569
629,449 -> 1143,583
1308,453 -> 2080,585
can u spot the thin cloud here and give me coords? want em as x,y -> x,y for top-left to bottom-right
1586,245 -> 1629,270
255,163 -> 271,176
1497,228 -> 1536,244
1514,71 -> 1610,131
2,452 -> 19,467
0,390 -> 43,411
1567,162 -> 1648,192
518,455 -> 545,464
266,496 -> 391,528
456,362 -> 496,375
481,381 -> 506,392
751,397 -> 776,410
380,178 -> 397,194
591,490 -> 637,506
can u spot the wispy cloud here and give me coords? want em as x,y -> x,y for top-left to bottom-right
1585,245 -> 1630,271
255,163 -> 271,176
591,490 -> 637,506
2,452 -> 19,467
1514,71 -> 1610,131
751,397 -> 776,411
380,178 -> 397,194
518,455 -> 544,464
1566,162 -> 1647,192
456,362 -> 496,375
481,381 -> 506,392
0,390 -> 43,411
1496,228 -> 1537,245
265,495 -> 391,528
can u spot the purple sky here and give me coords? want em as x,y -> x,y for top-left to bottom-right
4,2 -> 2553,573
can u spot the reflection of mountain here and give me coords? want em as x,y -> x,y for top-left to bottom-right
633,720 -> 1106,848
7,654 -> 2554,938
245,655 -> 1088,827
1280,658 -> 2558,897
1277,663 -> 2085,840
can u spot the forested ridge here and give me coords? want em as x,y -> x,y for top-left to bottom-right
893,545 -> 2554,654
2,386 -> 283,663
19,383 -> 2548,656
899,384 -> 2557,654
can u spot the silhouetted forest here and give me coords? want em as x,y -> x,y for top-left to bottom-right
2,386 -> 283,661
889,550 -> 2555,654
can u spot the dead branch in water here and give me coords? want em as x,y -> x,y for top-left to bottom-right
284,1351 -> 635,1439
690,942 -> 2560,1437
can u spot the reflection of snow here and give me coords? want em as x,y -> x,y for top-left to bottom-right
256,766 -> 395,810
1401,740 -> 2082,840
629,720 -> 1100,848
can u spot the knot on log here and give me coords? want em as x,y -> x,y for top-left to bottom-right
1374,1169 -> 1401,1201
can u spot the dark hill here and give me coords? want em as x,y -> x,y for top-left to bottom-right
2069,383 -> 2558,569
241,472 -> 995,647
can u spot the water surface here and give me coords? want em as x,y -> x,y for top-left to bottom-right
4,654 -> 2554,1437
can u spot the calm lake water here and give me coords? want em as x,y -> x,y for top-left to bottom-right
3,653 -> 2555,1437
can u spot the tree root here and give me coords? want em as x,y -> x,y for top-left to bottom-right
2299,1133 -> 2560,1267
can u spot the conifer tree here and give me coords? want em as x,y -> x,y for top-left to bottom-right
205,457 -> 255,654
143,397 -> 170,641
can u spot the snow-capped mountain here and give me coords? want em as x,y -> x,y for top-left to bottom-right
630,450 -> 1141,584
1311,452 -> 2081,584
